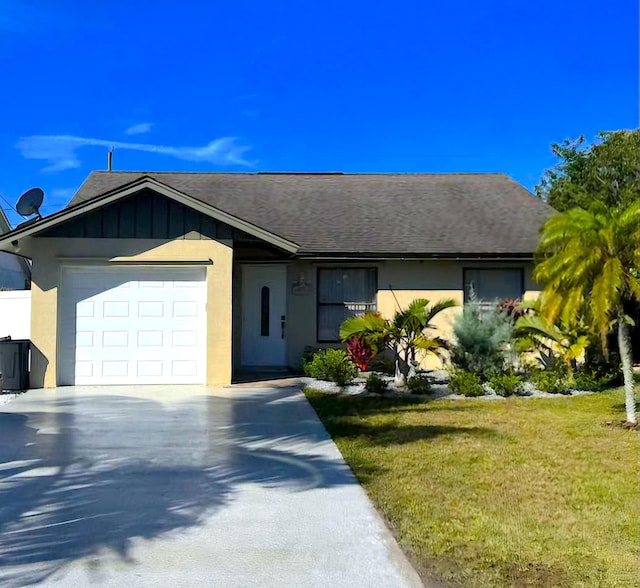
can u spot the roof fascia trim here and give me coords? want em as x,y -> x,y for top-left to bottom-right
296,254 -> 535,261
0,177 -> 300,254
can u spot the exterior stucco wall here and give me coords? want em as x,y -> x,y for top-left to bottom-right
284,259 -> 540,370
231,264 -> 243,371
378,260 -> 539,368
29,237 -> 233,388
29,239 -> 541,386
286,260 -> 317,368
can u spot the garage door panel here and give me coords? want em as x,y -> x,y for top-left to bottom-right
138,331 -> 164,347
76,332 -> 94,348
59,267 -> 207,385
103,301 -> 131,318
172,360 -> 199,377
137,360 -> 163,377
102,331 -> 129,347
173,301 -> 199,317
75,361 -> 94,378
138,301 -> 164,317
172,331 -> 198,346
102,361 -> 129,377
77,301 -> 96,318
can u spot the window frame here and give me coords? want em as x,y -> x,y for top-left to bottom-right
462,267 -> 525,303
316,267 -> 378,343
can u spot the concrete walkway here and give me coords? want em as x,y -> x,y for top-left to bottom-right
0,384 -> 424,587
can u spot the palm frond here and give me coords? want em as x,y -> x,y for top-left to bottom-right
339,312 -> 390,353
415,335 -> 450,359
423,298 -> 457,324
535,201 -> 637,340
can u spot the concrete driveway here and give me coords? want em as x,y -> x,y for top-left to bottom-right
0,384 -> 423,587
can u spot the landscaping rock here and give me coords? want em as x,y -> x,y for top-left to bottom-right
302,371 -> 596,400
0,393 -> 18,406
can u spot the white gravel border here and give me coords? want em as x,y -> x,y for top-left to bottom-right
0,393 -> 19,406
301,370 -> 595,399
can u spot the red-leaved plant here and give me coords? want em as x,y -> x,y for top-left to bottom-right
497,298 -> 529,320
346,336 -> 374,371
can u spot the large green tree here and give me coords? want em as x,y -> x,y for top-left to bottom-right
536,129 -> 640,212
534,202 -> 640,424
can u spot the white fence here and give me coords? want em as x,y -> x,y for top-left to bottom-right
0,291 -> 31,339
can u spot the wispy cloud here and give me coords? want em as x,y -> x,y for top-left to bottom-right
124,122 -> 154,136
16,135 -> 253,172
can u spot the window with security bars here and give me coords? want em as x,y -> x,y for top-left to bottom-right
463,268 -> 524,317
317,268 -> 377,342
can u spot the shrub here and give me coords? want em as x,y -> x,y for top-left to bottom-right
531,369 -> 572,395
345,336 -> 374,371
497,298 -> 529,320
365,373 -> 388,394
367,354 -> 395,375
303,349 -> 359,386
448,370 -> 485,397
301,345 -> 322,366
489,373 -> 525,397
581,350 -> 623,387
406,374 -> 434,395
571,370 -> 619,392
451,298 -> 513,379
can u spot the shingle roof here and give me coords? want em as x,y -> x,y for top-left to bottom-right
70,172 -> 554,256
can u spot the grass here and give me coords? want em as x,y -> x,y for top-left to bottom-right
304,388 -> 639,587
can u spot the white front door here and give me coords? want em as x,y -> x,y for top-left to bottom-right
58,266 -> 207,385
241,264 -> 287,366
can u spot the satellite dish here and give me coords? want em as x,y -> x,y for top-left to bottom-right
16,187 -> 44,219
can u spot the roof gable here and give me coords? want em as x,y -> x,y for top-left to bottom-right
39,189 -> 222,240
69,172 -> 555,256
0,177 -> 299,254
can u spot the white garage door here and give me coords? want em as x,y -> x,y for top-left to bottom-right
58,267 -> 207,385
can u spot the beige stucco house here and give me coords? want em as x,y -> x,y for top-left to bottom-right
0,172 -> 554,388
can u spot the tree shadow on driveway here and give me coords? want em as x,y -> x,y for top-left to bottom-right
0,387 -> 356,586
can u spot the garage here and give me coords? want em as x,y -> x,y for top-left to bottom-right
58,266 -> 207,385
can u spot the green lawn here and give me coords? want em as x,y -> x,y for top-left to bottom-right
304,388 -> 639,587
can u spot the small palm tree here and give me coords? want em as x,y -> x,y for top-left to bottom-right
340,298 -> 456,385
534,201 -> 640,423
514,312 -> 591,376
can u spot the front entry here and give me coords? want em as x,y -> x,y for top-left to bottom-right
241,264 -> 287,367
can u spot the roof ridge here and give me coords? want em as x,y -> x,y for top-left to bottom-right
90,170 -> 512,178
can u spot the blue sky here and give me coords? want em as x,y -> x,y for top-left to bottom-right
0,0 -> 637,226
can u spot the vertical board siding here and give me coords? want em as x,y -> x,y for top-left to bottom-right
102,204 -> 120,238
39,190 -> 219,240
167,201 -> 186,239
184,208 -> 202,240
151,195 -> 169,239
134,192 -> 153,238
119,198 -> 136,238
200,217 -> 216,240
84,209 -> 102,238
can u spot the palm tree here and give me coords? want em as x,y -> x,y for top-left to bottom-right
534,201 -> 640,423
340,298 -> 456,385
514,312 -> 591,377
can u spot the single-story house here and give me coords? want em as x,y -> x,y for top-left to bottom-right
0,172 -> 554,388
